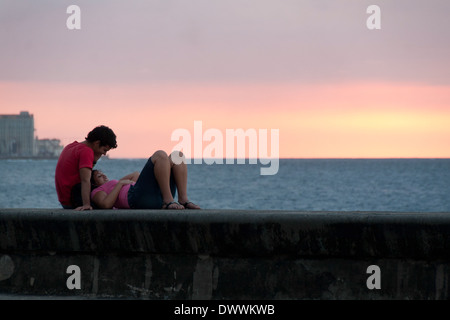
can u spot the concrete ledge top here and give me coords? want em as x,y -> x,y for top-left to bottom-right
1,209 -> 450,258
1,208 -> 449,223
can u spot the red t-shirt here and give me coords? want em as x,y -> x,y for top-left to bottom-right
55,141 -> 94,206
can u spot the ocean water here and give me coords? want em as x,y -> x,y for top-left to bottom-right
0,158 -> 449,212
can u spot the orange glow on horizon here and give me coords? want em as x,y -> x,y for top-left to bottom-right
1,81 -> 450,159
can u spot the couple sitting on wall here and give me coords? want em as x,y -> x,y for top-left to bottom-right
55,125 -> 200,211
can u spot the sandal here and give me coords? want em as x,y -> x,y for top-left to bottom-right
181,201 -> 201,209
162,201 -> 183,209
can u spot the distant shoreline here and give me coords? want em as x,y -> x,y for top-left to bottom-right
0,156 -> 59,160
1,157 -> 449,161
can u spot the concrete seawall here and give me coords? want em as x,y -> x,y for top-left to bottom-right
1,208 -> 450,299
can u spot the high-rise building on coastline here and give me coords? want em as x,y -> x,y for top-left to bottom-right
0,111 -> 63,158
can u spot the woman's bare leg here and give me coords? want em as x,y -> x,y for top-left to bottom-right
169,151 -> 201,209
151,150 -> 184,209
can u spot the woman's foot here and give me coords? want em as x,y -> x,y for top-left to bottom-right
180,201 -> 201,209
162,201 -> 185,209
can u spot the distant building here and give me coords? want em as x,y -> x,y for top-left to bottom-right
35,138 -> 64,157
0,111 -> 35,157
0,111 -> 63,158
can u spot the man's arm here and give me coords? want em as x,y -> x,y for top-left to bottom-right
75,167 -> 93,211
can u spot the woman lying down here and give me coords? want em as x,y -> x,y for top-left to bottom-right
90,150 -> 200,210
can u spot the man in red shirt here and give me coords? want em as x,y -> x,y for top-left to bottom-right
55,125 -> 117,210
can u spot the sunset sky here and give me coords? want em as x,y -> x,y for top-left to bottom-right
1,0 -> 449,158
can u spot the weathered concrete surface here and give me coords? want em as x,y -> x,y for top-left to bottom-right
1,209 -> 450,299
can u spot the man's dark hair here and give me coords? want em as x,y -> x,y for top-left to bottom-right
85,125 -> 117,148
